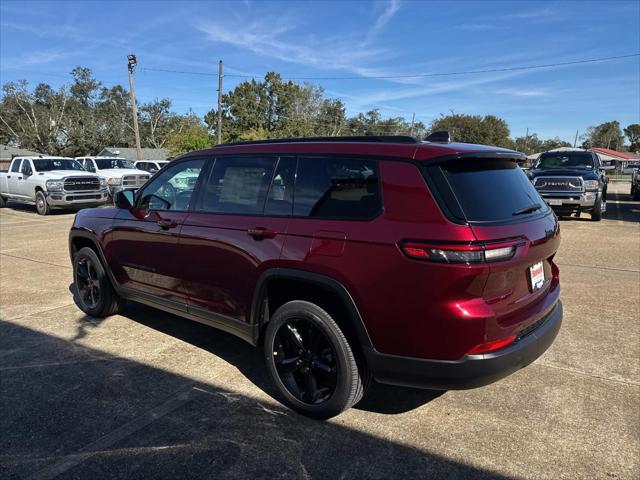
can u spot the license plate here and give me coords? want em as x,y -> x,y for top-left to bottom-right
530,261 -> 545,291
547,199 -> 562,206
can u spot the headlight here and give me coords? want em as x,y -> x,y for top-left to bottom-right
584,180 -> 599,191
106,177 -> 121,186
46,180 -> 64,191
99,178 -> 107,188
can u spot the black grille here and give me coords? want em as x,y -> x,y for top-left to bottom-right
64,177 -> 100,191
534,177 -> 583,193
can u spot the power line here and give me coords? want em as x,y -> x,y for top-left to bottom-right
140,53 -> 640,81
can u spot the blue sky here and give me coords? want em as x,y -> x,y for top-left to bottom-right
1,0 -> 639,143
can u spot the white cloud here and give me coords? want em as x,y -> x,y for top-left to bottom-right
362,0 -> 401,45
495,88 -> 548,97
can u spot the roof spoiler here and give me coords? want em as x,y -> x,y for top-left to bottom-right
425,131 -> 451,143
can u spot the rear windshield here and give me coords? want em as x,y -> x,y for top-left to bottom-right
426,158 -> 548,223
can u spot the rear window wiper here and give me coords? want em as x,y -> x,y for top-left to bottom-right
512,204 -> 542,216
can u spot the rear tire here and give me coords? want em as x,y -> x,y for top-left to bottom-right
73,247 -> 124,317
35,191 -> 50,215
591,198 -> 603,221
0,195 -> 6,208
264,300 -> 370,419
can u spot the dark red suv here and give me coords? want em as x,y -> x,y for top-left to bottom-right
69,135 -> 562,418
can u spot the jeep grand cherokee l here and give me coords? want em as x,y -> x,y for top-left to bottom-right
69,135 -> 562,419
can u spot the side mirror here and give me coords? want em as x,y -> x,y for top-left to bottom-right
115,189 -> 135,209
600,165 -> 615,171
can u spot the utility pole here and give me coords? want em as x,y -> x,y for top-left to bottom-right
217,60 -> 223,145
524,127 -> 529,152
409,112 -> 416,136
127,54 -> 142,161
573,130 -> 579,148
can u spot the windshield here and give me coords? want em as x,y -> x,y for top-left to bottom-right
536,152 -> 594,170
95,159 -> 135,169
33,159 -> 84,172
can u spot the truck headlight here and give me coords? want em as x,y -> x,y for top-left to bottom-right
99,178 -> 107,188
46,180 -> 64,191
584,180 -> 599,191
106,177 -> 121,186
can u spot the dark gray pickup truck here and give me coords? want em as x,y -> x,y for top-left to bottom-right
528,150 -> 609,221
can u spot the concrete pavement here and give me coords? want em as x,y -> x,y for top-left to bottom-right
1,181 -> 638,479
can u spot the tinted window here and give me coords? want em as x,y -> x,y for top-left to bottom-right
294,157 -> 380,219
436,158 -> 548,223
264,157 -> 296,216
137,159 -> 204,211
10,160 -> 22,172
199,156 -> 276,215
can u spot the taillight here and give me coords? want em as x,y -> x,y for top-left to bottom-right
467,335 -> 516,355
399,238 -> 523,264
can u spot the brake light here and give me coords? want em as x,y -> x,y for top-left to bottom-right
467,335 -> 516,355
399,239 -> 523,264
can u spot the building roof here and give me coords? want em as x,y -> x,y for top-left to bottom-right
0,144 -> 44,160
589,147 -> 639,161
97,147 -> 169,161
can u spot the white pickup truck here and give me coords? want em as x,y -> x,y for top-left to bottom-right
0,156 -> 109,215
76,157 -> 150,197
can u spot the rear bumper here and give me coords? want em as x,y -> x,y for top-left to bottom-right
364,300 -> 562,390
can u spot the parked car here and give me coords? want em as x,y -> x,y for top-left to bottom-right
135,159 -> 199,197
631,168 -> 640,200
0,156 -> 108,215
69,135 -> 562,418
76,157 -> 150,197
621,162 -> 640,175
528,150 -> 609,221
134,160 -> 169,174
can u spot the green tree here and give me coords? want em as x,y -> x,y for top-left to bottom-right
429,113 -> 511,147
166,123 -> 211,156
581,121 -> 625,150
624,124 -> 640,152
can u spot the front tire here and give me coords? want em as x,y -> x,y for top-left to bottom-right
35,191 -> 50,215
73,247 -> 124,317
591,197 -> 603,221
264,300 -> 369,419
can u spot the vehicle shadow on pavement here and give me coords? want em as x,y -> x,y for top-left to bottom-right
1,319 -> 510,480
67,286 -> 445,416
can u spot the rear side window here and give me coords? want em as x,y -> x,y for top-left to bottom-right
199,156 -> 276,215
294,157 -> 381,219
427,158 -> 548,223
10,160 -> 22,172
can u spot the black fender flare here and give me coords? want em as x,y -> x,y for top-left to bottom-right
68,229 -> 120,289
250,268 -> 373,349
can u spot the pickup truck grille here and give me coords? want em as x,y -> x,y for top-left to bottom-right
534,177 -> 583,193
122,175 -> 150,188
64,177 -> 101,191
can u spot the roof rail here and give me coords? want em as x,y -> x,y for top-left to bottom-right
216,135 -> 420,147
424,131 -> 451,143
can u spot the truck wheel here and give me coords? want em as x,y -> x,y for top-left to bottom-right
633,186 -> 640,201
73,247 -> 124,317
591,198 -> 603,221
0,195 -> 6,208
35,191 -> 50,215
264,300 -> 370,419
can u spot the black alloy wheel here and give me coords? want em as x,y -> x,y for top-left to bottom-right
72,247 -> 124,317
273,318 -> 338,405
264,300 -> 370,419
75,256 -> 101,310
